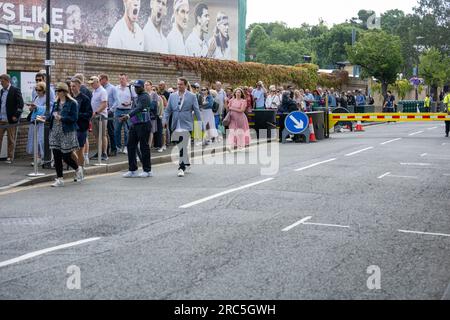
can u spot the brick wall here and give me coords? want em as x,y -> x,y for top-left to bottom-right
6,39 -> 201,159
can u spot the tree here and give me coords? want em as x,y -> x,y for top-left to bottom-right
314,24 -> 360,68
419,47 -> 450,99
413,0 -> 450,53
347,31 -> 403,97
246,25 -> 269,61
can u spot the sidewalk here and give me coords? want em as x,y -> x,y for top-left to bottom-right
0,137 -> 273,190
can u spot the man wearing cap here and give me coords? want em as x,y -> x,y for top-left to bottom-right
167,0 -> 189,56
120,80 -> 153,178
108,0 -> 145,51
163,77 -> 202,177
186,3 -> 209,57
88,76 -> 109,161
207,12 -> 230,60
143,0 -> 169,54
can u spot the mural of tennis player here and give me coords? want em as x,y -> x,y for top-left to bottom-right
207,11 -> 231,60
185,3 -> 210,57
167,0 -> 190,56
107,0 -> 145,51
143,0 -> 169,54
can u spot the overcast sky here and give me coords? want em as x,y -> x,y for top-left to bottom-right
247,0 -> 417,27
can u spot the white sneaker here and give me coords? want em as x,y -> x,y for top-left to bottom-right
123,147 -> 128,154
5,158 -> 12,164
123,171 -> 139,178
51,178 -> 64,187
74,167 -> 84,182
157,148 -> 164,153
177,169 -> 185,177
84,156 -> 90,166
139,171 -> 153,178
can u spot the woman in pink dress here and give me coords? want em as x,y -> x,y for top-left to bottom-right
226,88 -> 251,150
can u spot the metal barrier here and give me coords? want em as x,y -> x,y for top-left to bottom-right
27,119 -> 45,177
328,112 -> 450,132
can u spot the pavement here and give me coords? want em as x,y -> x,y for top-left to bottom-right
0,121 -> 449,300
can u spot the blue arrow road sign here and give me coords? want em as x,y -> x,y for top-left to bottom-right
284,111 -> 309,134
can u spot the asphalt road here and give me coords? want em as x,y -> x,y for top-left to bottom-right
0,122 -> 449,300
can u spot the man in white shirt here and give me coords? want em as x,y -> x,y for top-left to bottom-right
167,0 -> 190,56
143,0 -> 169,54
208,12 -> 231,60
108,0 -> 145,51
186,3 -> 209,57
88,76 -> 109,161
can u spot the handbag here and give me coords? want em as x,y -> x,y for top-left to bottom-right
222,111 -> 231,127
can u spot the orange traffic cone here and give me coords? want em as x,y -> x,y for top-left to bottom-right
309,117 -> 317,142
355,121 -> 365,132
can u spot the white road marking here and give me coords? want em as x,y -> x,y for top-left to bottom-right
398,230 -> 450,238
378,172 -> 391,179
388,175 -> 419,179
427,127 -> 438,130
345,147 -> 374,157
420,153 -> 428,157
380,138 -> 402,145
0,238 -> 101,269
294,158 -> 337,172
282,216 -> 312,232
179,178 -> 275,209
400,163 -> 432,166
303,222 -> 350,229
408,131 -> 424,136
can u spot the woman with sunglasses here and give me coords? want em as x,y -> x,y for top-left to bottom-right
26,82 -> 47,166
48,83 -> 83,187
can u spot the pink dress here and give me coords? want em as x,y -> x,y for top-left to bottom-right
227,98 -> 251,148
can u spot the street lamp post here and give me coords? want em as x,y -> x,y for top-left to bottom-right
43,0 -> 52,168
415,36 -> 424,101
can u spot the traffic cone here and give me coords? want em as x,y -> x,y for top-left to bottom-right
355,121 -> 365,132
309,117 -> 317,142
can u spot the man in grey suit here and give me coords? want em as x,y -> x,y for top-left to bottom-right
163,78 -> 202,177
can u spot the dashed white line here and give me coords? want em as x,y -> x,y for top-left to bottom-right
427,127 -> 438,130
408,131 -> 424,136
420,153 -> 428,157
282,216 -> 312,232
380,138 -> 402,145
378,172 -> 391,179
398,230 -> 450,238
179,178 -> 275,209
0,238 -> 101,269
345,147 -> 374,157
303,222 -> 350,229
294,158 -> 337,172
388,175 -> 419,179
400,163 -> 432,166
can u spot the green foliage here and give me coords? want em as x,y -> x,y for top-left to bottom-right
245,0 -> 449,78
347,30 -> 403,95
391,80 -> 414,100
161,55 -> 326,89
419,47 -> 450,88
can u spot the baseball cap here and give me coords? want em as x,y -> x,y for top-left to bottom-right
87,76 -> 99,84
134,80 -> 145,88
193,83 -> 200,89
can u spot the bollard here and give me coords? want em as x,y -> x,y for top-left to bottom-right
94,116 -> 106,167
28,119 -> 45,177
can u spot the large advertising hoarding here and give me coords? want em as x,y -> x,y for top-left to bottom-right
0,0 -> 246,61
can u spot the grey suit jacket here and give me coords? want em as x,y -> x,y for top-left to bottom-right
163,90 -> 202,132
